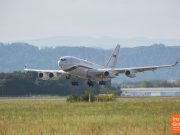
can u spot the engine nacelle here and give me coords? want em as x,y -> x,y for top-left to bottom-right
125,70 -> 136,78
38,72 -> 49,80
103,71 -> 116,78
104,71 -> 109,76
49,72 -> 60,80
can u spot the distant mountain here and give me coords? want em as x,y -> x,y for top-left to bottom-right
0,42 -> 179,82
23,36 -> 180,49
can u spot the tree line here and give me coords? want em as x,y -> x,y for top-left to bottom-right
0,72 -> 101,96
120,80 -> 180,88
0,72 -> 179,97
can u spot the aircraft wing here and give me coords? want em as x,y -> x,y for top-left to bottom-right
24,68 -> 65,74
113,65 -> 175,74
24,67 -> 67,80
91,59 -> 179,78
112,59 -> 179,75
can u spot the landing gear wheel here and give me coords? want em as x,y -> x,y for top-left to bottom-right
66,75 -> 71,79
99,81 -> 106,85
87,80 -> 94,87
71,82 -> 79,86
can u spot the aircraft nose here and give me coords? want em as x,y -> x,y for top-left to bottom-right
58,60 -> 62,68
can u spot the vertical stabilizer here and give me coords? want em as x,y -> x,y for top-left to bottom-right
105,44 -> 120,68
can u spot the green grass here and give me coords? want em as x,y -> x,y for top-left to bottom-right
0,97 -> 180,135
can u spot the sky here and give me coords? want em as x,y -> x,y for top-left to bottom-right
0,0 -> 180,43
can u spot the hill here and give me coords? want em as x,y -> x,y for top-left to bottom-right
24,36 -> 180,48
0,42 -> 179,82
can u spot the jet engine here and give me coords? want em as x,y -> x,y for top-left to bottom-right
104,71 -> 109,76
38,72 -> 49,80
48,72 -> 60,80
125,70 -> 136,78
103,71 -> 115,78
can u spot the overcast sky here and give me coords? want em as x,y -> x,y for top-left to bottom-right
0,0 -> 180,42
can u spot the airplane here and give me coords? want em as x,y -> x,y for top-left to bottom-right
24,45 -> 179,87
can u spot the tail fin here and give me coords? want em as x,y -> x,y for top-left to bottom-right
105,44 -> 120,68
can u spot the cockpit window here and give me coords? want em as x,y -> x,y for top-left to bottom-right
61,58 -> 66,61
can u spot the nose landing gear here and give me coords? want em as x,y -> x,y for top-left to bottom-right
66,74 -> 71,79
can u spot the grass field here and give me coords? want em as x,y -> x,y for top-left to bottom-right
0,97 -> 180,135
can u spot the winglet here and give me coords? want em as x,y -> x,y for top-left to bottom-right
173,59 -> 179,66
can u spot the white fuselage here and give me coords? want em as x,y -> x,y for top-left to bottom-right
58,56 -> 113,81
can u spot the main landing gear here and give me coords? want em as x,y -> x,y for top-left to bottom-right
99,81 -> 106,85
66,74 -> 79,86
87,80 -> 94,87
70,79 -> 106,87
66,75 -> 79,86
71,81 -> 79,86
83,80 -> 107,87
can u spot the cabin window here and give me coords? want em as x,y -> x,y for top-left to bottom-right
61,58 -> 66,61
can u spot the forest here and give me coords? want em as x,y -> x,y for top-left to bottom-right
0,72 -> 101,96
